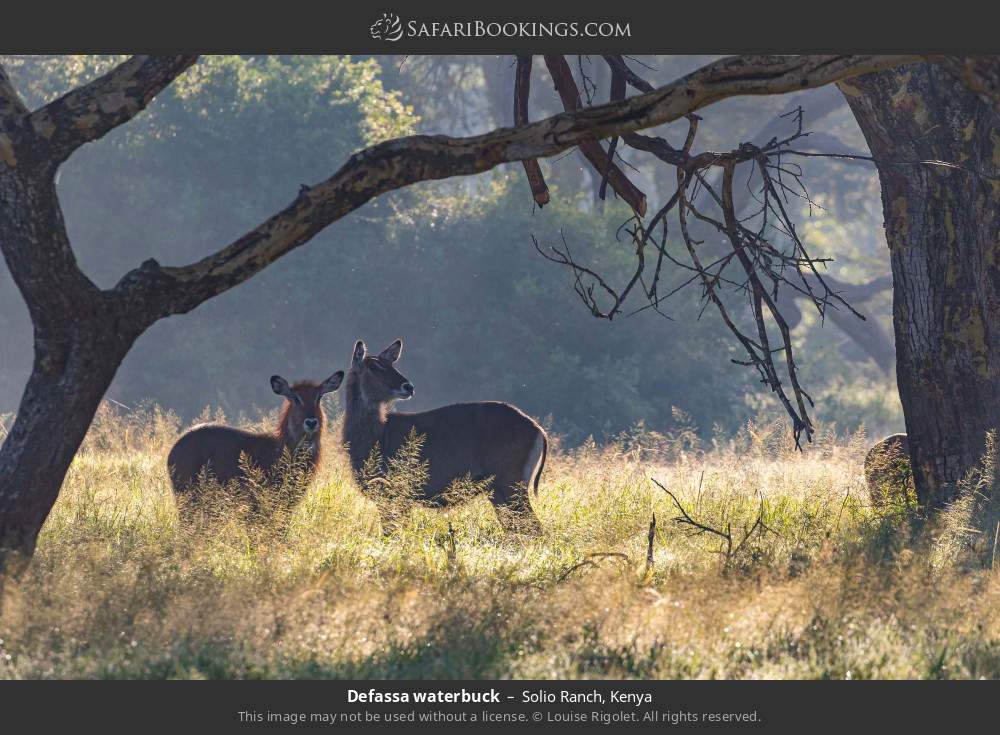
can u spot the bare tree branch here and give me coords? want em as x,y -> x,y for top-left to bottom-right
25,55 -> 198,164
112,54 -> 916,325
532,62 -> 858,445
599,60 -> 629,202
514,55 -> 549,206
720,163 -> 814,444
544,54 -> 647,215
653,477 -> 771,569
601,54 -> 655,94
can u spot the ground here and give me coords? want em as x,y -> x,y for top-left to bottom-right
2,404 -> 1000,680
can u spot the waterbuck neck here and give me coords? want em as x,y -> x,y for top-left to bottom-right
343,373 -> 389,471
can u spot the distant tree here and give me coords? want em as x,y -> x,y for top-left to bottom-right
0,53 -> 956,573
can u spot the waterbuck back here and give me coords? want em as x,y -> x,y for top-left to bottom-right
342,339 -> 546,533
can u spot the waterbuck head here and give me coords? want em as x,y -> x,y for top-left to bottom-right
348,339 -> 414,408
270,371 -> 344,446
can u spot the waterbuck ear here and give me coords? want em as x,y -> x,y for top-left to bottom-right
270,375 -> 292,397
320,371 -> 344,395
379,339 -> 403,364
352,340 -> 367,368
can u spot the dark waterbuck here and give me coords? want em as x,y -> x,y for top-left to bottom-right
167,372 -> 344,506
343,339 -> 547,532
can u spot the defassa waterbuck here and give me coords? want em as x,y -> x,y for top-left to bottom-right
342,339 -> 547,532
864,433 -> 913,508
167,372 -> 344,506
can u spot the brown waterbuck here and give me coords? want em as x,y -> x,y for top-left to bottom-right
167,372 -> 344,510
864,433 -> 913,508
343,339 -> 547,533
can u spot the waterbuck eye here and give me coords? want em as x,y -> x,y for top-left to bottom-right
292,393 -> 303,406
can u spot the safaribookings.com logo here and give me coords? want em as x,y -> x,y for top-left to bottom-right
370,13 -> 404,41
369,14 -> 631,42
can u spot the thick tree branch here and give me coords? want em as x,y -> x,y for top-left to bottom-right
0,63 -> 28,120
0,175 -> 101,333
26,55 -> 198,164
110,54 -> 916,325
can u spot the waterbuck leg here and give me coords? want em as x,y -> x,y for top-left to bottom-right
491,478 -> 542,535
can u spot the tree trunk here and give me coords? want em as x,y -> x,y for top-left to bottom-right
0,336 -> 125,564
0,165 -> 135,571
843,63 -> 1000,508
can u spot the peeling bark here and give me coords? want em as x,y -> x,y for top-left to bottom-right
844,63 -> 1000,508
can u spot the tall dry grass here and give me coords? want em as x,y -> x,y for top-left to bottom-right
3,403 -> 1000,679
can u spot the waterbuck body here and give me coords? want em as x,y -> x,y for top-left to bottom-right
167,373 -> 343,508
343,339 -> 547,532
864,433 -> 912,507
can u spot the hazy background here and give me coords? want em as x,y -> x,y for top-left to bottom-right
0,55 -> 902,443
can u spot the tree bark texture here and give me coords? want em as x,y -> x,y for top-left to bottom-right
843,63 -> 1000,508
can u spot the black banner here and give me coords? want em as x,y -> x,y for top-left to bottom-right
1,3 -> 996,53
1,679 -> 997,732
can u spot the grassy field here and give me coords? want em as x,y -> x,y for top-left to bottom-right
2,403 -> 1000,680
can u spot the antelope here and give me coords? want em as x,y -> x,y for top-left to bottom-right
864,433 -> 911,507
342,339 -> 547,533
167,372 -> 344,508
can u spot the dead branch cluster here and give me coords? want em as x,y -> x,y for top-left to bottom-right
652,478 -> 772,569
523,55 -> 877,447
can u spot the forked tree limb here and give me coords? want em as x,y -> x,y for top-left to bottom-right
601,54 -> 655,94
543,54 -> 647,216
783,273 -> 894,372
24,54 -> 198,165
514,55 -> 550,206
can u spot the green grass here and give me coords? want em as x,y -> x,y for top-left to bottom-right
3,404 -> 1000,679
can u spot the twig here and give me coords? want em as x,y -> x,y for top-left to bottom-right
645,513 -> 657,575
557,552 -> 632,582
447,522 -> 457,565
992,521 -> 999,571
653,477 -> 732,555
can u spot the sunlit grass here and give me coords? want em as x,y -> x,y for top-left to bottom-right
3,404 -> 1000,679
